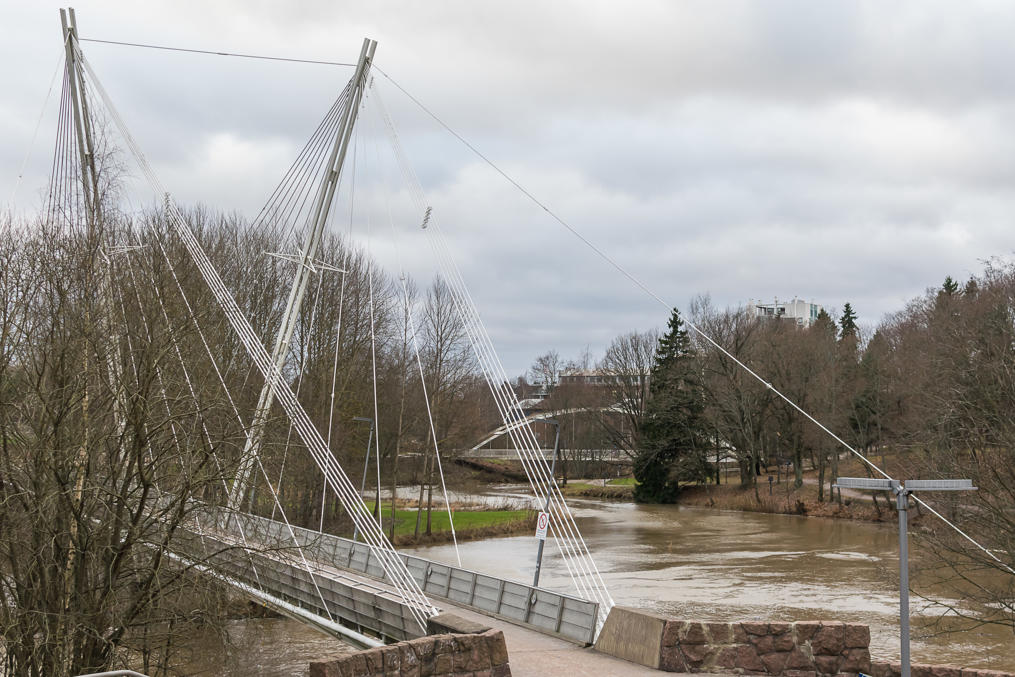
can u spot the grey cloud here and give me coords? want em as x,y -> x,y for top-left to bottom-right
5,0 -> 1015,373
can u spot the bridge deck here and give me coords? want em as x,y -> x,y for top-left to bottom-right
294,547 -> 670,674
202,513 -> 692,674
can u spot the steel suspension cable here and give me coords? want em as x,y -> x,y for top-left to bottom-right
372,101 -> 603,607
136,221 -> 338,615
373,70 -> 1015,581
365,98 -> 462,565
370,85 -> 611,612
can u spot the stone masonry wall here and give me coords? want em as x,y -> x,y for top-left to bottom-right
658,620 -> 871,675
309,628 -> 511,677
656,619 -> 1015,677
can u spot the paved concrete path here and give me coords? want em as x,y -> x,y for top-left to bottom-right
434,600 -> 687,676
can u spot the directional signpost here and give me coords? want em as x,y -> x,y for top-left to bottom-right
833,477 -> 976,677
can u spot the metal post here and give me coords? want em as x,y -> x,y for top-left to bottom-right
228,38 -> 378,512
834,476 -> 974,677
351,417 -> 374,542
533,419 -> 560,587
894,481 -> 911,677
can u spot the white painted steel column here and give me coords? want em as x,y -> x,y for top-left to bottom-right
228,38 -> 377,511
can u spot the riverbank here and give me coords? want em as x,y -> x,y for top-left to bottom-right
363,499 -> 537,546
556,456 -> 915,525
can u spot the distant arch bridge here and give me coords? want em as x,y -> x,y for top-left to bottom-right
461,405 -> 632,462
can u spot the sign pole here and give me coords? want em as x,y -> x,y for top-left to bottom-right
533,419 -> 560,587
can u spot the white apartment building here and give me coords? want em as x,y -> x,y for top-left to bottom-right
749,297 -> 823,328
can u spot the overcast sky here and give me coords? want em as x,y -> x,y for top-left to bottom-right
4,1 -> 1015,376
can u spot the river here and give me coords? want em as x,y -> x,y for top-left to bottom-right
410,492 -> 1015,671
185,491 -> 1015,673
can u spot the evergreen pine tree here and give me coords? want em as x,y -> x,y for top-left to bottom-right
633,308 -> 709,503
839,303 -> 858,339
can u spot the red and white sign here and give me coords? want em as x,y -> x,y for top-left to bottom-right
535,511 -> 550,540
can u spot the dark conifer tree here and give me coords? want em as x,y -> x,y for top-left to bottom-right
838,303 -> 858,340
633,308 -> 709,502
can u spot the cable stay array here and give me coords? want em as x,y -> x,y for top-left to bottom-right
34,12 -> 1012,653
50,18 -> 439,633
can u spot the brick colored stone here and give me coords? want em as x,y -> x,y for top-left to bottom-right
795,621 -> 823,643
433,652 -> 453,674
773,630 -> 796,652
733,623 -> 750,643
786,647 -> 815,671
844,624 -> 871,649
485,630 -> 508,666
811,623 -> 846,656
736,643 -> 767,672
492,665 -> 512,677
362,647 -> 385,673
744,622 -> 770,636
814,654 -> 842,675
840,647 -> 872,674
682,621 -> 709,644
707,621 -> 733,644
770,622 -> 792,635
660,645 -> 688,672
661,620 -> 682,647
348,653 -> 370,676
401,644 -> 421,669
762,649 -> 790,674
383,646 -> 400,672
752,633 -> 775,655
681,641 -> 713,667
715,646 -> 739,669
929,666 -> 961,677
870,660 -> 896,677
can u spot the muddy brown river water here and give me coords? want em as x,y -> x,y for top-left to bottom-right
186,491 -> 1015,674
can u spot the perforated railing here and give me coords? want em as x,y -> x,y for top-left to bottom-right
223,512 -> 601,645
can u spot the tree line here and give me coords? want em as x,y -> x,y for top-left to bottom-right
0,205 -> 495,675
525,266 -> 1015,634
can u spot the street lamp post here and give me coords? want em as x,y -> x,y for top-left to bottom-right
533,418 -> 560,588
833,477 -> 976,677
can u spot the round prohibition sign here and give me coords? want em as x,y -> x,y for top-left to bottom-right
537,512 -> 549,531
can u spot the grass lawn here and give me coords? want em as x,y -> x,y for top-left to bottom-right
607,477 -> 637,486
363,501 -> 532,538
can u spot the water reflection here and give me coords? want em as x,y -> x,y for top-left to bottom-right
174,616 -> 357,676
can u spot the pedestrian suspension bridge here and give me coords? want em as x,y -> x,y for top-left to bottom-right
46,9 -> 614,652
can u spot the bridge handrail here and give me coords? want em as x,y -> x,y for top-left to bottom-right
223,511 -> 600,645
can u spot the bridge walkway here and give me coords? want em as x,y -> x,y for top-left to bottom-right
293,546 -> 672,675
201,513 -> 682,674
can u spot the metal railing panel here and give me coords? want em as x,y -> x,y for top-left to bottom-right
217,511 -> 599,645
